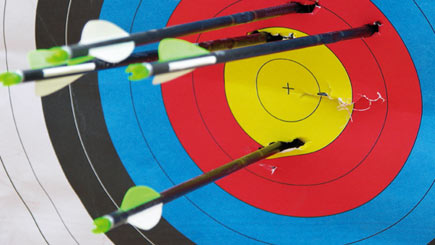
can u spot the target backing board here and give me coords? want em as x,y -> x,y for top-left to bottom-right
0,0 -> 434,244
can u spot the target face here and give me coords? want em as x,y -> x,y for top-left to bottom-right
5,0 -> 430,244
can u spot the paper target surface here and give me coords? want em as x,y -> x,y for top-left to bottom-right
0,0 -> 434,244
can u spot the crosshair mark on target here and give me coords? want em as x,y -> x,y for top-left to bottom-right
256,59 -> 322,122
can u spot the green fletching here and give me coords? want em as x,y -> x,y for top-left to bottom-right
28,47 -> 69,69
158,38 -> 210,61
67,56 -> 95,66
120,186 -> 160,212
28,50 -> 57,69
92,217 -> 112,234
0,72 -> 23,86
46,47 -> 69,64
125,63 -> 150,81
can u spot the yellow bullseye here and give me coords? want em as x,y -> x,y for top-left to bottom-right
225,27 -> 353,158
256,59 -> 321,122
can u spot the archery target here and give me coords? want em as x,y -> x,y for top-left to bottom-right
159,0 -> 424,220
19,0 -> 435,244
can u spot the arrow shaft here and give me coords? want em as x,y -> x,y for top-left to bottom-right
159,140 -> 303,204
147,24 -> 379,76
19,63 -> 97,82
106,139 -> 304,230
19,50 -> 159,83
67,2 -> 314,58
19,32 -> 273,83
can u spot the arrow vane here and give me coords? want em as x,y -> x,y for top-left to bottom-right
92,139 -> 304,233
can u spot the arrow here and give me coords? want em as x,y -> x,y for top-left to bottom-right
28,2 -> 315,66
127,23 -> 379,84
92,139 -> 304,233
0,32 -> 284,96
0,49 -> 159,96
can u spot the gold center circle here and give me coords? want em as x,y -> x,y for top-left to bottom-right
256,59 -> 321,122
225,27 -> 353,158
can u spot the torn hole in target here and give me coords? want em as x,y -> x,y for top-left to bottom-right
296,82 -> 386,122
258,145 -> 305,174
250,28 -> 296,41
352,92 -> 385,111
259,163 -> 278,175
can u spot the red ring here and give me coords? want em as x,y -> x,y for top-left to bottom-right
162,0 -> 421,216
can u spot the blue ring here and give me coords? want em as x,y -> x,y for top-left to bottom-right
98,0 -> 434,243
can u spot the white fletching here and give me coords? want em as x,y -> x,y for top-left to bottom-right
152,69 -> 194,85
35,74 -> 83,97
127,203 -> 163,230
80,20 -> 135,63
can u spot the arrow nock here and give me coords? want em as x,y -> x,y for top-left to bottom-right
126,63 -> 150,81
0,72 -> 23,86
